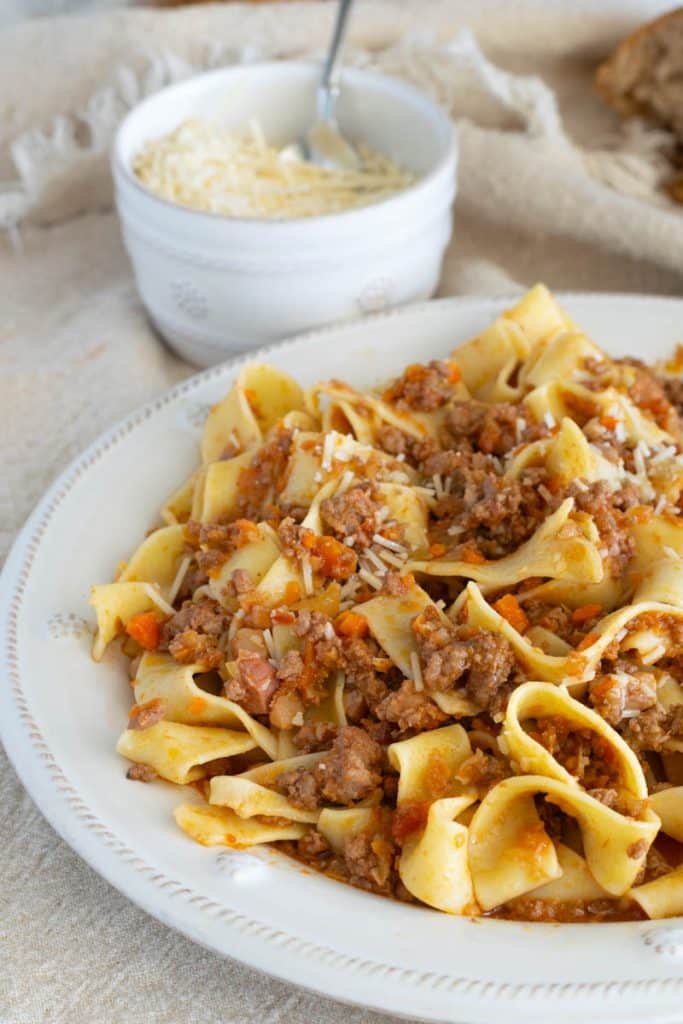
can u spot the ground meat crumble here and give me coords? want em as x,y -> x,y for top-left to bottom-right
412,606 -> 516,714
160,597 -> 231,669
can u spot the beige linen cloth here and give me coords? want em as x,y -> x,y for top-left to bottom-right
2,2 -> 683,1021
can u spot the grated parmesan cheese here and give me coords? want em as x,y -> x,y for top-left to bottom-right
372,533 -> 407,554
167,555 -> 192,605
410,651 -> 424,692
301,554 -> 314,596
133,119 -> 414,219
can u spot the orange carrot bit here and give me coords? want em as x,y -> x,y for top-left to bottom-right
461,546 -> 486,565
600,414 -> 619,431
429,542 -> 447,558
283,581 -> 302,605
492,594 -> 529,634
313,535 -> 357,581
447,361 -> 461,384
188,696 -> 208,716
334,610 -> 369,639
576,631 -> 599,652
572,603 -> 603,624
125,611 -> 162,650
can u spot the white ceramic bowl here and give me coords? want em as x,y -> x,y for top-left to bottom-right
113,61 -> 457,367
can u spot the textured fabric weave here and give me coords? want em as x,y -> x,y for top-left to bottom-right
1,3 -> 683,1021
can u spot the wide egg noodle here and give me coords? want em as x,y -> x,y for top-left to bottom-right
194,452 -> 253,524
526,379 -> 674,449
634,558 -> 683,607
526,842 -> 611,902
359,578 -> 443,678
502,682 -> 648,798
174,803 -> 307,847
650,787 -> 683,842
409,498 -> 604,591
278,431 -> 329,508
201,363 -> 305,463
116,721 -> 257,784
468,776 -> 562,909
630,865 -> 683,919
207,752 -> 328,832
279,430 -> 401,509
511,416 -> 621,489
207,523 -> 280,608
255,477 -> 338,606
117,524 -> 186,595
317,807 -> 380,851
629,516 -> 683,605
376,483 -> 429,554
388,724 -> 472,803
398,794 -> 478,914
518,329 -> 606,391
313,381 -> 429,442
515,575 -> 627,615
450,284 -> 574,401
319,395 -> 376,445
90,581 -> 174,660
209,775 -> 320,825
469,775 -> 659,908
461,583 -> 683,686
134,651 -> 278,759
305,670 -> 348,728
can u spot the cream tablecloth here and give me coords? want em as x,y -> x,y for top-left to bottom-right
2,2 -> 683,1021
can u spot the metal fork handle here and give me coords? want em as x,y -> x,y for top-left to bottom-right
317,0 -> 355,124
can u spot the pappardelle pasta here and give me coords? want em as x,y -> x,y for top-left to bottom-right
92,285 -> 683,922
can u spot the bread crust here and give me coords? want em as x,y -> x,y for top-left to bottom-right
596,7 -> 683,125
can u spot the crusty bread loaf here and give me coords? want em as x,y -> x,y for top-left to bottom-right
596,7 -> 683,141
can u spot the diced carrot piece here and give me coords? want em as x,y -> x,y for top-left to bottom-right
429,543 -> 447,558
284,581 -> 302,605
313,535 -> 357,580
571,604 -> 603,624
576,632 -> 599,652
600,415 -> 619,431
447,361 -> 461,384
125,611 -> 162,650
492,594 -> 528,633
461,546 -> 486,565
334,610 -> 369,639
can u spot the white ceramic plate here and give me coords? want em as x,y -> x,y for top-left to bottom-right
4,294 -> 683,1024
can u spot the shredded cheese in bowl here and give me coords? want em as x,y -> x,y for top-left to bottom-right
132,118 -> 415,219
